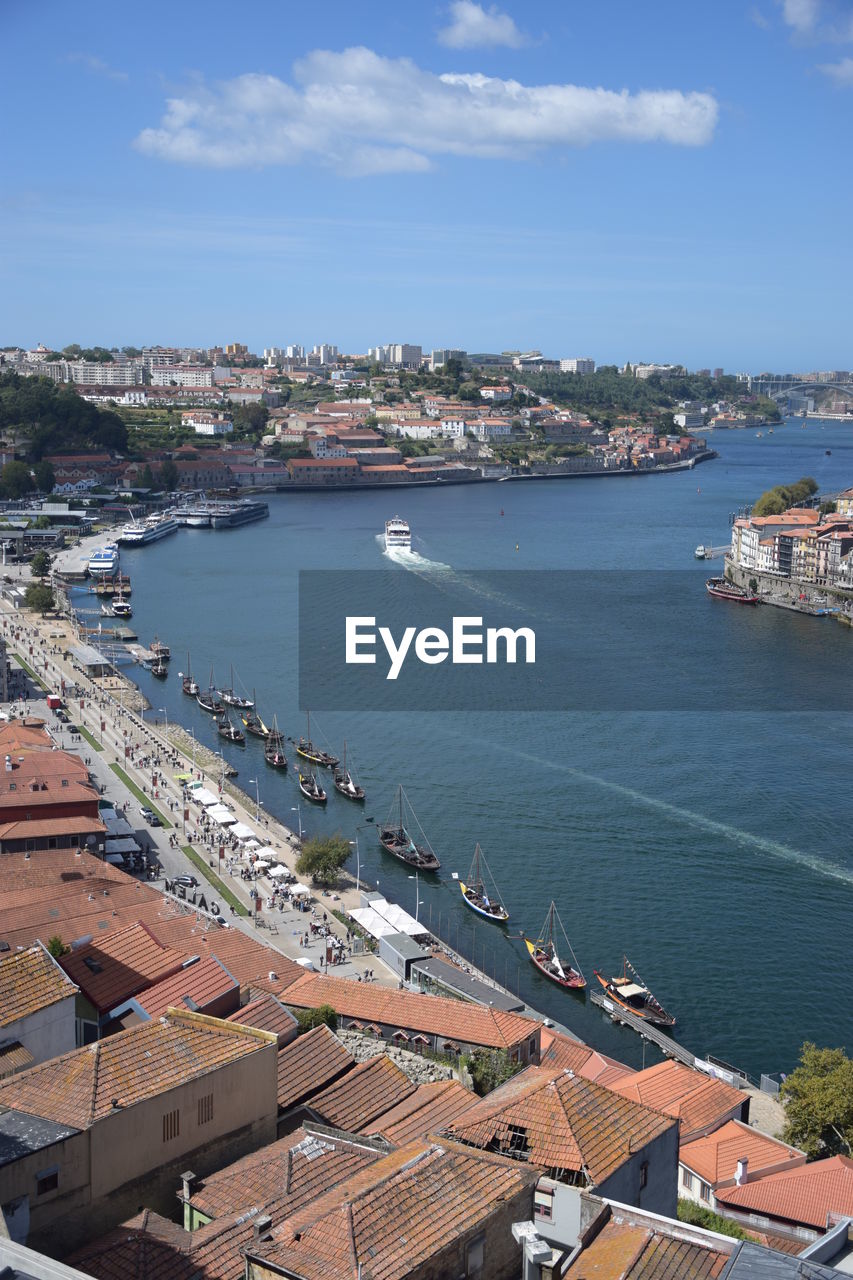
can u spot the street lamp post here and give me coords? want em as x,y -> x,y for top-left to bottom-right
290,805 -> 303,841
158,706 -> 168,741
408,871 -> 424,923
348,834 -> 361,895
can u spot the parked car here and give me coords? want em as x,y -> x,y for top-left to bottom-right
139,806 -> 161,826
173,874 -> 199,889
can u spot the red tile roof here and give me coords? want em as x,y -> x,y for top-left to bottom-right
447,1066 -> 676,1183
227,992 -> 297,1044
275,1024 -> 355,1112
540,1031 -> 634,1089
135,955 -> 239,1019
187,1125 -> 383,1222
270,971 -> 539,1052
679,1119 -> 804,1187
308,1054 -> 415,1131
60,920 -> 187,1014
0,942 -> 79,1027
366,1079 -> 477,1145
247,1138 -> 537,1280
564,1217 -> 729,1278
609,1060 -> 745,1141
0,1009 -> 275,1129
714,1154 -> 853,1230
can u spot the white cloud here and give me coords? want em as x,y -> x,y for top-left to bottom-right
438,1 -> 526,49
818,53 -> 853,79
779,0 -> 822,31
777,0 -> 853,39
134,46 -> 718,176
66,52 -> 128,82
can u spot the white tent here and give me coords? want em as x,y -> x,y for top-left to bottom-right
192,787 -> 220,808
252,846 -> 281,861
231,822 -> 255,841
242,839 -> 261,851
253,859 -> 271,871
208,805 -> 236,825
350,897 -> 424,941
291,883 -> 311,897
267,865 -> 287,878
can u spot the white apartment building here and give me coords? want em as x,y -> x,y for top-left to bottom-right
630,363 -> 679,380
308,435 -> 349,458
285,344 -> 305,360
313,343 -> 339,365
181,411 -> 233,436
429,348 -> 466,370
68,361 -> 143,386
370,343 -> 422,368
560,358 -> 596,374
673,411 -> 705,429
141,347 -> 179,370
469,419 -> 512,439
480,385 -> 512,402
151,365 -> 214,387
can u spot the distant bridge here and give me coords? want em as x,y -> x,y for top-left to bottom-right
744,375 -> 853,404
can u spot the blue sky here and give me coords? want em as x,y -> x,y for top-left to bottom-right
3,0 -> 852,369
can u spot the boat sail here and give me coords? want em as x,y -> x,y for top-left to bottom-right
378,786 -> 440,871
524,902 -> 585,989
333,741 -> 365,802
459,844 -> 509,923
593,957 -> 675,1026
264,716 -> 287,769
197,667 -> 224,715
220,664 -> 254,710
296,711 -> 339,768
241,691 -> 269,738
181,652 -> 199,697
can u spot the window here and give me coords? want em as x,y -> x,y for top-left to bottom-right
163,1108 -> 180,1142
197,1094 -> 213,1126
700,1182 -> 711,1203
8,782 -> 16,791
36,1167 -> 59,1196
528,1037 -> 537,1057
534,1186 -> 554,1222
466,1233 -> 485,1277
640,1161 -> 649,1190
681,1168 -> 693,1191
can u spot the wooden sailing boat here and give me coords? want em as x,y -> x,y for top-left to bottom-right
459,844 -> 508,923
217,711 -> 245,744
197,666 -> 224,715
298,770 -> 327,804
241,690 -> 269,738
333,741 -> 365,802
220,664 -> 253,710
264,715 -> 287,769
181,652 -> 199,697
296,711 -> 339,768
150,637 -> 170,661
593,957 -> 675,1027
150,658 -> 168,679
378,786 -> 440,871
524,902 -> 585,989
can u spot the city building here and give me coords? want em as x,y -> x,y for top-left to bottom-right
180,411 -> 233,436
0,944 -> 79,1077
559,358 -> 596,374
151,366 -> 214,388
678,1119 -> 805,1211
608,1060 -> 748,1142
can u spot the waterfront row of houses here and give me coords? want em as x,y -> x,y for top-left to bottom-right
729,491 -> 853,586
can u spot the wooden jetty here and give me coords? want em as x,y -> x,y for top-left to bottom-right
590,990 -> 695,1068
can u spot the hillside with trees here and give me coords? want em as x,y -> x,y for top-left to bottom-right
0,372 -> 128,458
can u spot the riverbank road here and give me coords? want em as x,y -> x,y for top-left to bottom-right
0,599 -> 389,987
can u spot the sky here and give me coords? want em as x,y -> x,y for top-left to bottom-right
2,0 -> 852,370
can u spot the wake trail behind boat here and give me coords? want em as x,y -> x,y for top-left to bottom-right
376,534 -> 451,572
475,737 -> 853,891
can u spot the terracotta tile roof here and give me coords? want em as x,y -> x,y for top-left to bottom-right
447,1066 -> 676,1183
134,955 -> 239,1019
0,1009 -> 274,1129
227,992 -> 297,1043
249,1137 -> 537,1280
269,971 -> 539,1051
275,1025 -> 355,1112
59,920 -> 187,1014
0,816 -> 106,841
366,1079 -> 477,1145
680,1119 -> 804,1187
714,1154 -> 853,1230
0,941 -> 79,1027
156,918 -> 304,989
564,1218 -> 729,1278
67,1210 -> 203,1280
308,1054 -> 415,1131
187,1125 -> 383,1222
540,1031 -> 635,1088
0,1040 -> 35,1077
609,1061 -> 745,1141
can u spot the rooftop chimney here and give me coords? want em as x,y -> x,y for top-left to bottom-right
735,1157 -> 749,1185
180,1171 -> 196,1200
253,1214 -> 272,1241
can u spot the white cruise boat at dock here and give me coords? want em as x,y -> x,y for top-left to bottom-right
384,516 -> 411,550
118,513 -> 180,545
87,542 -> 120,576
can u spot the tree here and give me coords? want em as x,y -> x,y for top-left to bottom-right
677,1201 -> 747,1239
158,459 -> 179,491
46,935 -> 69,958
138,464 -> 156,489
468,1048 -> 523,1096
296,833 -> 351,886
781,1042 -> 853,1159
34,460 -> 55,493
34,514 -> 52,529
24,582 -> 55,615
30,550 -> 51,578
296,1005 -> 338,1034
0,460 -> 35,500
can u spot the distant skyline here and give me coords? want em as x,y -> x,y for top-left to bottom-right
2,1 -> 852,369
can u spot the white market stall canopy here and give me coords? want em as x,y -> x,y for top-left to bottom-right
207,805 -> 236,825
231,822 -> 255,841
267,865 -> 287,878
253,860 -> 271,871
191,787 -> 220,808
291,883 -> 311,897
350,896 -> 425,941
252,846 -> 281,861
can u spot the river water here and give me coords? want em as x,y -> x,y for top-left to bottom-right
97,418 -> 853,1078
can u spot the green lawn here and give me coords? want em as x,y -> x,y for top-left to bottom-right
181,846 -> 248,917
11,653 -> 49,691
109,763 -> 172,828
